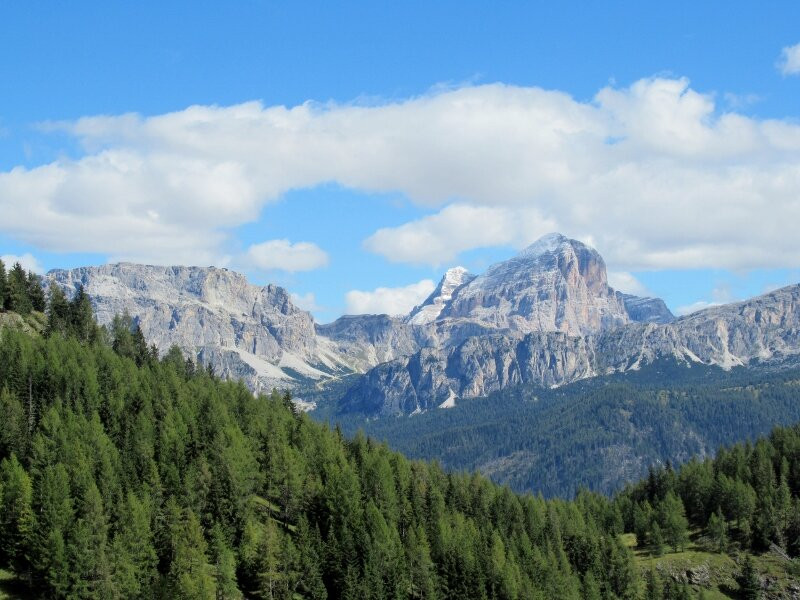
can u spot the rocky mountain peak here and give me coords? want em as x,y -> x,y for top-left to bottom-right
407,266 -> 476,325
440,233 -> 628,336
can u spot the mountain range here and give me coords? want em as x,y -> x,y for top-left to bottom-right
48,233 -> 800,418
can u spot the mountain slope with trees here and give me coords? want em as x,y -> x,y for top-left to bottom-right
323,358 -> 800,497
0,294 -> 638,599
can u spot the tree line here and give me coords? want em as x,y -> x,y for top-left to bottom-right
0,259 -> 46,315
616,422 -> 800,561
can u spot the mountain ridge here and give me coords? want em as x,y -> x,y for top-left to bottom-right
47,233 -> 800,418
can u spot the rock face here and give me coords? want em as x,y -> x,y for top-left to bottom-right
48,263 -> 351,393
616,292 -> 675,325
440,233 -> 631,336
341,283 -> 800,415
315,314 -> 425,372
55,233 -> 800,419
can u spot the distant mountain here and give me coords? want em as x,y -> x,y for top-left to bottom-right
48,263 -> 355,395
616,292 -> 675,325
340,283 -> 800,415
53,234 -> 800,420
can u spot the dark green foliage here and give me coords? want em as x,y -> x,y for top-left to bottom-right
5,262 -> 32,314
616,422 -> 800,558
26,273 -> 46,312
324,358 -> 800,497
0,320 -> 637,598
737,554 -> 761,599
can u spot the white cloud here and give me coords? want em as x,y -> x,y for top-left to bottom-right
607,271 -> 650,296
1,77 -> 800,271
1,253 -> 43,274
778,43 -> 800,76
244,239 -> 328,272
675,300 -> 721,316
675,285 -> 736,316
345,279 -> 436,316
290,292 -> 321,312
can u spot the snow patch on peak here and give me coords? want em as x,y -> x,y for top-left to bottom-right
407,266 -> 475,325
442,266 -> 471,283
517,233 -> 571,259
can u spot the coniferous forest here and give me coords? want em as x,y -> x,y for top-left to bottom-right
0,277 -> 639,599
3,268 -> 800,599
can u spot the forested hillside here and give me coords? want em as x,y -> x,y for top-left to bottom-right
325,359 -> 800,497
0,293 -> 638,598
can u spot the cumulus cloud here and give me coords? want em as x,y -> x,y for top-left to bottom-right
1,253 -> 43,274
244,239 -> 328,272
675,285 -> 736,316
1,77 -> 800,270
345,279 -> 435,316
290,292 -> 321,312
607,271 -> 650,296
778,43 -> 800,75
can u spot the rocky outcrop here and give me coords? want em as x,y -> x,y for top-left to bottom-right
341,284 -> 800,415
315,314 -> 425,372
48,263 -> 352,392
617,292 -> 675,324
341,332 -> 595,415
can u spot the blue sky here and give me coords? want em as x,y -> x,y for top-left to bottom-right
1,1 -> 799,322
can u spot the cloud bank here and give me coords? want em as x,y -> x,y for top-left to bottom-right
245,239 -> 329,272
0,253 -> 43,274
345,279 -> 435,316
1,77 -> 800,271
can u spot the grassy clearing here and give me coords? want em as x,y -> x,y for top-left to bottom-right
623,530 -> 800,598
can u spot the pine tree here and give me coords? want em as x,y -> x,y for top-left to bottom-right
707,508 -> 728,553
660,492 -> 689,552
26,272 -> 45,312
69,284 -> 97,343
45,282 -> 71,336
737,554 -> 761,599
0,454 -> 34,578
169,509 -> 217,600
644,567 -> 663,600
210,524 -> 242,600
406,524 -> 436,600
68,482 -> 114,598
111,492 -> 158,597
6,263 -> 31,314
295,517 -> 328,600
651,522 -> 665,557
582,571 -> 602,600
29,464 -> 73,587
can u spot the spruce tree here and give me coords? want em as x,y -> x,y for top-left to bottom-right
26,272 -> 45,312
737,554 -> 761,599
660,492 -> 689,552
45,282 -> 71,336
0,454 -> 34,578
169,509 -> 216,600
6,262 -> 31,314
707,508 -> 728,553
